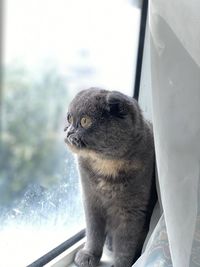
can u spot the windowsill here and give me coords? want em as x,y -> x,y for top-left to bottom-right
44,238 -> 113,267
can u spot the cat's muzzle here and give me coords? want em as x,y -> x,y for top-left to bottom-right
65,134 -> 83,148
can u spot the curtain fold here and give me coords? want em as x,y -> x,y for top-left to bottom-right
133,1 -> 200,266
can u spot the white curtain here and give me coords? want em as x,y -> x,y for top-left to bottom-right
133,0 -> 200,267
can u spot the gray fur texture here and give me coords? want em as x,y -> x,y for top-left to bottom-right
64,88 -> 157,267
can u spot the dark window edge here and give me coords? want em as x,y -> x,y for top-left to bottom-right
133,0 -> 148,101
27,229 -> 86,267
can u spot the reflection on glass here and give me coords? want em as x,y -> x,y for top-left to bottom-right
0,0 -> 141,266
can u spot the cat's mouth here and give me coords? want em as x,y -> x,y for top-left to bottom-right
64,134 -> 85,149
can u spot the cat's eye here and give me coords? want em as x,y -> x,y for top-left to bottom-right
67,114 -> 73,124
80,116 -> 92,128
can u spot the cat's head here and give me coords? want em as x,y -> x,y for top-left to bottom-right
64,87 -> 142,159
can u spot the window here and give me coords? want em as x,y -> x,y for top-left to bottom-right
0,0 -> 143,266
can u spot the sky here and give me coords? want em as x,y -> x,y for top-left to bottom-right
3,0 -> 141,95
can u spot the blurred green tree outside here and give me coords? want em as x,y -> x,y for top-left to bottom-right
0,62 -> 84,228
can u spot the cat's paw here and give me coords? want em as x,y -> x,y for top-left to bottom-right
74,249 -> 100,267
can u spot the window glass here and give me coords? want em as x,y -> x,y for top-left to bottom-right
0,0 -> 141,266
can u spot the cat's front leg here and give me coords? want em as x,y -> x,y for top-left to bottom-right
75,204 -> 106,267
112,219 -> 147,267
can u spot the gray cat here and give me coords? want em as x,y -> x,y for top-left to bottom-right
64,88 -> 157,267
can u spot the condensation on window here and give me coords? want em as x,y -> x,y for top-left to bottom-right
0,0 -> 141,266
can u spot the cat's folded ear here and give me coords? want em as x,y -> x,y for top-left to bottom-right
106,91 -> 130,118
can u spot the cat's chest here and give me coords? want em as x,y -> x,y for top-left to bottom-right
94,177 -> 136,224
94,177 -> 126,200
79,150 -> 141,178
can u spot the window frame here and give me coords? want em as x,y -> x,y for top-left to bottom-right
27,230 -> 85,267
134,0 -> 148,101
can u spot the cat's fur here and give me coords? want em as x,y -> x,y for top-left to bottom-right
64,88 -> 157,267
